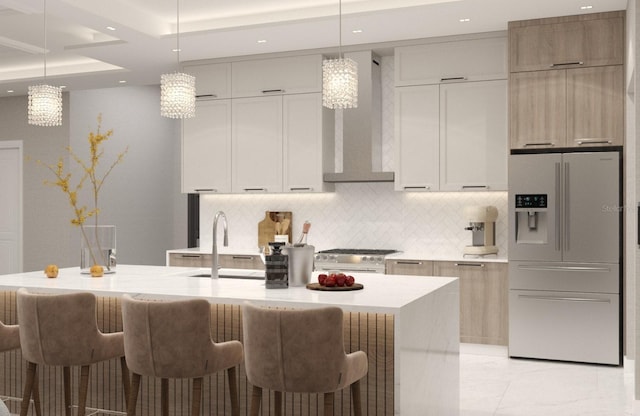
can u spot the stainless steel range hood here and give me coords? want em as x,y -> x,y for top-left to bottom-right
323,50 -> 395,183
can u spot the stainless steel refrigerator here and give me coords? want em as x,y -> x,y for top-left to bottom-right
508,150 -> 621,365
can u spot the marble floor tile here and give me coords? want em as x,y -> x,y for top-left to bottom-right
460,344 -> 638,416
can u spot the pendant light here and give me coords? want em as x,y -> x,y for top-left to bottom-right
322,0 -> 358,109
28,0 -> 62,127
160,0 -> 196,119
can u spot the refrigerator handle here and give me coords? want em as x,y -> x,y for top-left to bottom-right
564,162 -> 570,252
555,162 -> 561,252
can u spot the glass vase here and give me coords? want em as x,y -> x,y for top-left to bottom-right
80,225 -> 116,274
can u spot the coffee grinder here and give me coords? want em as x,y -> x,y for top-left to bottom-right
463,205 -> 498,256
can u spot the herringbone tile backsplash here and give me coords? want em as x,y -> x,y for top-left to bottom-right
200,56 -> 508,259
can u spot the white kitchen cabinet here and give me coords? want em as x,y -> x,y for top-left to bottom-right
183,63 -> 231,99
395,37 -> 507,87
283,93 -> 334,193
232,96 -> 283,193
439,80 -> 508,191
394,85 -> 440,191
231,55 -> 322,98
182,99 -> 232,193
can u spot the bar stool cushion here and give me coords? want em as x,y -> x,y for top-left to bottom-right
242,302 -> 368,393
17,289 -> 123,366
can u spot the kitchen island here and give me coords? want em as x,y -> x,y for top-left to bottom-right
0,265 -> 459,416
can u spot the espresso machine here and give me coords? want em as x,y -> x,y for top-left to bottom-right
463,205 -> 498,256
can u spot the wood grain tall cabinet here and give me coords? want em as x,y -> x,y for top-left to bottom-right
508,11 -> 625,150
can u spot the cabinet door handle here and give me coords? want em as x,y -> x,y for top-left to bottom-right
243,188 -> 267,192
461,185 -> 488,190
575,138 -> 613,145
180,254 -> 202,258
454,262 -> 485,268
395,261 -> 423,265
440,76 -> 467,82
262,89 -> 284,94
232,255 -> 253,260
550,61 -> 584,68
403,186 -> 430,190
196,94 -> 218,99
290,187 -> 313,191
523,142 -> 555,147
194,188 -> 217,193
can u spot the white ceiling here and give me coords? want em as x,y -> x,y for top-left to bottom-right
0,0 -> 628,97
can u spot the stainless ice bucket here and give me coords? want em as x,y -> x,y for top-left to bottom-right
282,245 -> 315,287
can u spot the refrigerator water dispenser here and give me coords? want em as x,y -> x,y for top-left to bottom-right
515,194 -> 548,244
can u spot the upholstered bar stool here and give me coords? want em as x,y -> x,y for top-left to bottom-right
242,302 -> 369,416
121,294 -> 243,416
16,288 -> 130,416
0,320 -> 40,415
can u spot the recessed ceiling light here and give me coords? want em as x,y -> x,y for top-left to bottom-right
172,48 -> 181,52
119,80 -> 127,84
352,29 -> 363,34
106,26 -> 116,31
459,18 -> 471,23
7,90 -> 13,93
580,5 -> 593,9
60,85 -> 66,89
257,39 -> 267,44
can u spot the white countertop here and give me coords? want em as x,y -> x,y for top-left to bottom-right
0,265 -> 457,314
167,247 -> 508,263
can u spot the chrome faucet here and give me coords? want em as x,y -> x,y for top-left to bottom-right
211,211 -> 228,279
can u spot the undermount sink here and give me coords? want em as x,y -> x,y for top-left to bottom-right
188,268 -> 265,280
190,273 -> 264,280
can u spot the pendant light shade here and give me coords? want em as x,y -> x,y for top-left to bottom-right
160,72 -> 195,118
28,0 -> 62,126
322,0 -> 358,109
160,0 -> 195,119
28,84 -> 62,126
322,57 -> 358,109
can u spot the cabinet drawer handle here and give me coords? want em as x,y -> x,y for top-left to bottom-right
243,188 -> 267,192
180,254 -> 202,258
403,186 -> 430,190
290,187 -> 313,191
196,94 -> 218,99
518,294 -> 610,304
232,255 -> 253,260
262,89 -> 284,94
575,138 -> 613,145
194,188 -> 217,192
523,142 -> 554,147
461,185 -> 488,190
395,261 -> 423,265
454,262 -> 485,268
440,76 -> 467,82
550,61 -> 584,68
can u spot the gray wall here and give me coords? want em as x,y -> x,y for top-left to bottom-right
0,85 -> 186,271
0,94 -> 73,272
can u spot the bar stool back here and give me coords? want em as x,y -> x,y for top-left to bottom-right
121,294 -> 243,416
242,303 -> 368,416
16,288 -> 129,416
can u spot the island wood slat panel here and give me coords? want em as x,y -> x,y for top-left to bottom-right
0,292 -> 394,416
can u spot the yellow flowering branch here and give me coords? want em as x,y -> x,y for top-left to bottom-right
38,114 -> 128,270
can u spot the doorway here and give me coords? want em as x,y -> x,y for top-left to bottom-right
0,141 -> 22,273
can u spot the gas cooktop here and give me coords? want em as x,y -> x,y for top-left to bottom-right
317,249 -> 399,255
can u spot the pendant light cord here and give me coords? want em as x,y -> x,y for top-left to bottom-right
176,0 -> 180,67
338,0 -> 343,59
43,0 -> 47,80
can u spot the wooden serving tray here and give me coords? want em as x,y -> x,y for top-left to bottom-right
306,283 -> 364,291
